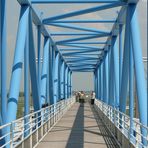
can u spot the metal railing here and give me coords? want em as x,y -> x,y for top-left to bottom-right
0,97 -> 75,148
94,99 -> 148,148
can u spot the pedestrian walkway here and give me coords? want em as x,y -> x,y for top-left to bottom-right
37,102 -> 119,148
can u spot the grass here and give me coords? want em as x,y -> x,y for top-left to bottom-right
17,96 -> 33,119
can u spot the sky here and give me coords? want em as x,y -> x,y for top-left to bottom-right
5,0 -> 147,91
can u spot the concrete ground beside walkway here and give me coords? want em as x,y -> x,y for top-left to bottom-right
37,102 -> 119,148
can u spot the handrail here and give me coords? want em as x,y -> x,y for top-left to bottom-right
0,97 -> 75,148
94,99 -> 148,148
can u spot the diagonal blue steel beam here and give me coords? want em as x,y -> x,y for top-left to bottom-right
31,0 -> 122,4
43,2 -> 125,22
63,54 -> 99,57
71,67 -> 94,69
68,60 -> 98,63
72,70 -> 94,72
70,65 -> 95,68
60,48 -> 103,51
60,48 -> 102,51
67,61 -> 97,64
62,50 -> 101,55
51,33 -> 99,36
59,44 -> 102,50
57,42 -> 106,45
65,57 -> 99,60
7,6 -> 30,123
56,34 -> 110,44
48,20 -> 116,23
66,60 -> 98,63
69,63 -> 96,66
45,23 -> 110,34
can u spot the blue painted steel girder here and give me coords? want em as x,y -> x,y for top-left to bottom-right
52,33 -> 101,36
56,34 -> 110,44
7,6 -> 30,123
68,62 -> 97,65
0,0 -> 7,124
60,60 -> 65,99
60,48 -> 103,52
48,20 -> 116,24
63,55 -> 100,58
43,2 -> 125,22
40,37 -> 50,105
59,44 -> 103,50
57,42 -> 106,45
53,51 -> 60,102
62,50 -> 101,55
31,0 -> 123,4
129,4 -> 147,128
46,23 -> 110,34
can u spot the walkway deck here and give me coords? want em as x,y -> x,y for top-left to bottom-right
37,102 -> 119,148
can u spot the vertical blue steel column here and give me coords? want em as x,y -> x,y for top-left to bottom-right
129,38 -> 134,139
119,8 -> 130,113
65,66 -> 68,99
58,56 -> 61,100
103,60 -> 106,102
37,25 -> 41,99
63,62 -> 66,98
95,69 -> 98,98
109,46 -> 114,106
40,37 -> 49,105
104,52 -> 109,104
29,9 -> 40,111
97,67 -> 100,99
112,36 -> 119,108
129,4 -> 147,128
60,60 -> 65,99
49,44 -> 54,104
0,0 -> 7,124
54,51 -> 59,103
70,71 -> 72,97
7,5 -> 29,122
99,65 -> 101,100
94,71 -> 96,97
119,24 -> 123,89
24,26 -> 30,137
52,46 -> 56,103
108,46 -> 111,104
46,59 -> 50,104
67,68 -> 71,98
101,63 -> 103,101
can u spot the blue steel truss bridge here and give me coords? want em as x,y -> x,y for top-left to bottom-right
0,0 -> 147,148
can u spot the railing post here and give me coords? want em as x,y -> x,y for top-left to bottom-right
10,122 -> 14,148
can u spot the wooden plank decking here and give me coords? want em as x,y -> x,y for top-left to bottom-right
37,102 -> 119,148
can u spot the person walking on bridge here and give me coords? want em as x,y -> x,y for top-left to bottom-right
91,91 -> 95,105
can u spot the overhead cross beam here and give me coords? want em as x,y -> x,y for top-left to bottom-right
43,2 -> 125,23
58,44 -> 103,50
51,33 -> 100,36
56,34 -> 109,44
31,0 -> 122,4
63,54 -> 100,57
62,50 -> 101,55
58,42 -> 106,45
45,23 -> 110,34
48,20 -> 116,23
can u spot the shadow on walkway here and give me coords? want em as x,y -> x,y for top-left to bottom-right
90,104 -> 119,148
65,103 -> 84,148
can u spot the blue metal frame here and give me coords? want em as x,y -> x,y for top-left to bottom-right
0,0 -> 147,146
